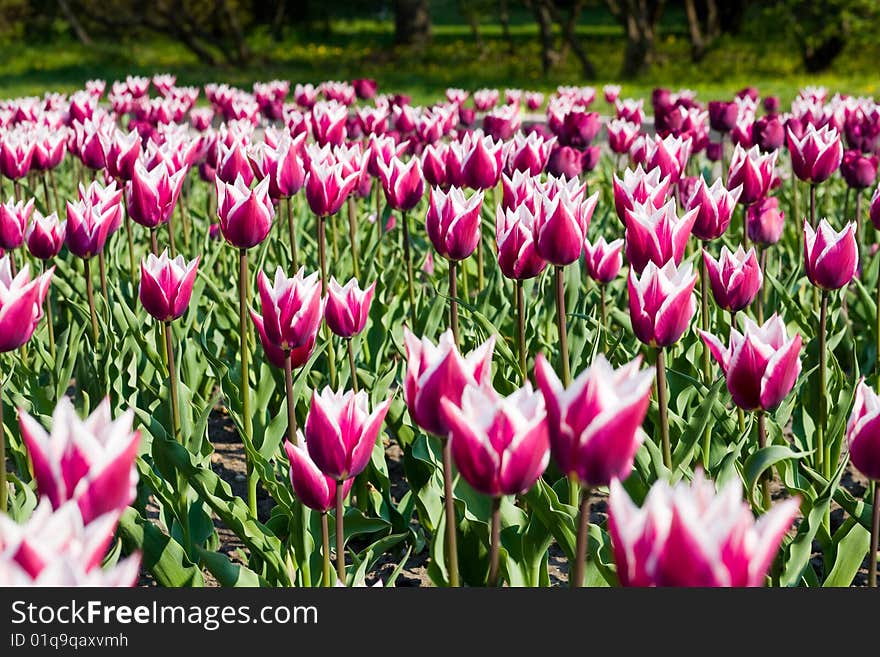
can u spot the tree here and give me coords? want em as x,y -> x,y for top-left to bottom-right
393,0 -> 431,46
605,0 -> 666,78
683,0 -> 719,62
523,0 -> 596,79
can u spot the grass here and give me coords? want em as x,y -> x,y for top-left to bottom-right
0,7 -> 877,104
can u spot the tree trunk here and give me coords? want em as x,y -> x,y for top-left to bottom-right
684,0 -> 706,61
498,0 -> 514,53
545,0 -> 595,79
526,0 -> 557,74
271,0 -> 287,42
58,0 -> 93,45
393,0 -> 431,46
607,0 -> 666,78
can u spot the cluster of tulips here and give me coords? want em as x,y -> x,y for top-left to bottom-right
0,73 -> 879,588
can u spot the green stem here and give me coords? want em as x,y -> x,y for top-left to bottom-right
180,183 -> 191,249
855,191 -> 863,272
164,322 -> 181,441
488,496 -> 501,587
48,169 -> 60,215
571,485 -> 591,588
122,193 -> 136,284
45,286 -> 55,361
870,482 -> 878,588
449,260 -> 459,347
41,172 -> 53,214
84,258 -> 99,345
441,437 -> 460,587
817,289 -> 828,479
554,265 -> 571,386
401,211 -> 416,322
317,215 -> 337,387
809,183 -> 817,228
346,338 -> 358,393
600,283 -> 608,351
476,232 -> 485,292
239,249 -> 257,517
757,247 -> 766,324
335,479 -> 346,583
657,347 -> 671,470
287,197 -> 298,269
347,195 -> 360,280
516,279 -> 527,383
167,209 -> 177,257
322,511 -> 333,587
284,351 -> 298,444
700,249 -> 713,467
741,204 -> 749,249
757,410 -> 771,511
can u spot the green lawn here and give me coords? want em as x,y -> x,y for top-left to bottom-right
0,13 -> 876,105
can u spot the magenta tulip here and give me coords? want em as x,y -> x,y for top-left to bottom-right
607,119 -> 639,155
139,250 -> 200,322
628,259 -> 697,348
19,397 -> 140,523
441,383 -> 549,497
504,132 -> 555,176
583,236 -> 623,284
250,309 -> 315,370
847,380 -> 880,480
461,133 -> 503,190
325,277 -> 375,338
378,155 -> 424,212
702,246 -> 763,313
803,219 -> 858,290
708,100 -> 738,133
426,186 -> 483,261
727,144 -> 777,205
215,140 -> 254,186
0,255 -> 53,352
105,129 -> 141,181
645,134 -> 692,184
747,196 -> 785,245
127,160 -> 186,229
249,132 -> 306,199
625,199 -> 698,273
533,183 -> 599,266
0,197 -> 35,250
686,178 -> 742,241
701,314 -> 802,411
608,471 -> 799,587
216,174 -> 274,248
534,353 -> 653,486
256,266 -> 324,351
403,327 -> 495,436
789,124 -> 843,184
26,211 -> 66,260
305,387 -> 391,481
612,165 -> 671,225
305,158 -> 359,217
841,150 -> 878,190
495,205 -> 547,280
284,437 -> 354,512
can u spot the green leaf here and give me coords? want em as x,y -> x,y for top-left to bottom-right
117,508 -> 205,587
743,445 -> 810,505
822,521 -> 870,587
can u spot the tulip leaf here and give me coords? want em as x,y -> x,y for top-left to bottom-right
117,507 -> 205,588
523,479 -> 577,560
822,519 -> 870,587
196,547 -> 264,587
743,445 -> 810,506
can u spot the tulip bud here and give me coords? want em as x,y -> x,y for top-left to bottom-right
65,181 -> 123,259
840,150 -> 878,190
583,237 -> 623,284
612,165 -> 671,225
607,119 -> 639,155
608,471 -> 798,586
495,205 -> 547,281
685,178 -> 742,241
139,250 -> 200,322
727,144 -> 777,206
702,246 -> 763,312
788,124 -> 843,184
0,255 -> 53,352
378,156 -> 424,212
628,259 -> 697,348
461,133 -> 503,190
127,160 -> 186,229
216,175 -> 274,248
26,211 -> 66,260
535,353 -> 653,486
625,199 -> 697,274
708,100 -> 738,133
701,314 -> 801,411
325,277 -> 375,339
846,380 -> 880,480
425,186 -> 483,261
284,437 -> 354,512
533,183 -> 598,266
0,197 -> 35,250
803,219 -> 858,290
256,266 -> 324,351
747,196 -> 785,245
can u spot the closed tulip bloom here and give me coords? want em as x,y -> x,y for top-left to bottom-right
257,266 -> 324,350
284,436 -> 354,512
0,197 -> 35,250
645,134 -> 692,184
65,183 -> 123,260
686,178 -> 742,241
462,132 -> 503,190
421,143 -> 448,187
753,115 -> 785,152
612,165 -> 671,225
495,205 -> 547,280
789,124 -> 843,184
607,119 -> 640,155
603,85 -> 621,104
873,185 -> 880,230
250,309 -> 315,370
703,246 -> 763,312
708,100 -> 738,133
840,150 -> 878,189
441,383 -> 549,497
583,236 -> 624,284
139,250 -> 200,322
127,160 -> 186,229
216,174 -> 274,248
403,327 -> 496,436
32,130 -> 67,172
105,129 -> 141,181
701,314 -> 801,411
0,130 -> 35,180
727,144 -> 777,205
0,256 -> 53,352
846,380 -> 880,480
305,158 -> 359,217
628,259 -> 697,348
19,397 -> 140,523
559,110 -> 602,149
747,196 -> 785,245
305,387 -> 392,481
504,132 -> 555,176
215,140 -> 254,186
309,101 -> 348,147
533,186 -> 599,266
500,170 -> 539,213
803,219 -> 858,290
546,145 -> 584,179
76,118 -> 108,171
535,353 -> 653,486
607,472 -> 799,587
378,156 -> 424,212
250,132 -> 306,199
26,211 -> 66,260
426,186 -> 483,261
625,199 -> 698,274
325,277 -> 375,338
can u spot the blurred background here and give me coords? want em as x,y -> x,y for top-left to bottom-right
0,0 -> 878,102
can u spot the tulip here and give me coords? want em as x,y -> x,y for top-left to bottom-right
603,84 -> 621,104
215,140 -> 254,186
504,132 -> 555,176
803,219 -> 858,292
727,144 -> 777,208
747,196 -> 785,246
583,235 -> 623,334
309,101 -> 348,147
709,100 -> 738,134
644,134 -> 692,184
305,386 -> 391,580
305,158 -> 359,219
753,115 -> 785,152
846,380 -> 880,586
257,266 -> 325,352
403,327 -> 495,586
0,197 -> 34,251
325,277 -> 375,340
26,211 -> 65,261
789,123 -> 843,186
686,178 -> 742,242
535,352 -> 654,587
625,198 -> 698,274
461,132 -> 503,191
441,383 -> 549,586
546,145 -> 584,179
607,119 -> 639,157
0,498 -> 140,587
127,160 -> 186,237
19,397 -> 139,524
607,471 -> 799,587
703,246 -> 763,313
612,165 -> 671,225
0,129 -> 35,182
105,129 -> 141,182
139,250 -> 199,323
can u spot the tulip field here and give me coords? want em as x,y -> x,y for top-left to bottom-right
1,77 -> 880,588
